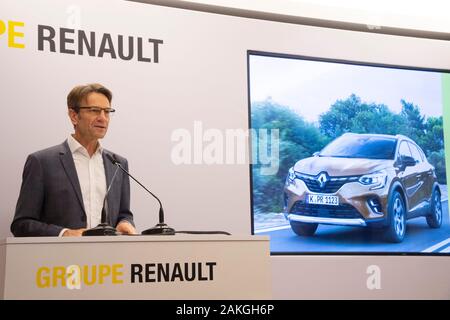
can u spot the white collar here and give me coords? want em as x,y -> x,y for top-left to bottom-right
67,134 -> 103,157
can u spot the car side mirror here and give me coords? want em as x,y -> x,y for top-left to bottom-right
313,151 -> 320,157
400,155 -> 417,167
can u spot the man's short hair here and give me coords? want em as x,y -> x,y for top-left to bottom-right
67,83 -> 112,111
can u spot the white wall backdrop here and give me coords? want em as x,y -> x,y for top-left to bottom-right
1,0 -> 449,298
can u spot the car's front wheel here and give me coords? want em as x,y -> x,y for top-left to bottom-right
290,221 -> 318,236
385,191 -> 406,243
426,188 -> 442,228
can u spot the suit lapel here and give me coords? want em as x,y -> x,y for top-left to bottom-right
59,141 -> 85,214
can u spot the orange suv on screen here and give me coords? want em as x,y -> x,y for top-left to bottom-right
284,133 -> 443,242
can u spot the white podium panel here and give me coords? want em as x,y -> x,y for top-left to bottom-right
0,235 -> 271,300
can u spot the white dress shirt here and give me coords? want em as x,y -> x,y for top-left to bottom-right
61,135 -> 107,234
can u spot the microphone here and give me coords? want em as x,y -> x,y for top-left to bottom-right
82,158 -> 121,236
106,153 -> 175,235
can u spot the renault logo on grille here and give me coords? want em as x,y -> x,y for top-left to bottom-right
317,172 -> 329,188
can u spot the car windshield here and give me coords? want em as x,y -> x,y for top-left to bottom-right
319,135 -> 397,159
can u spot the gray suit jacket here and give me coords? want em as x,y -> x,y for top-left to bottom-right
11,141 -> 134,236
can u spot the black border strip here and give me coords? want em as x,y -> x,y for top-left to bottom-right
247,50 -> 450,256
271,251 -> 449,256
248,50 -> 450,74
128,0 -> 450,41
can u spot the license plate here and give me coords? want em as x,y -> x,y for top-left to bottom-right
306,194 -> 339,206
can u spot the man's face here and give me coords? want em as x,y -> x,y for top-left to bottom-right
69,92 -> 111,141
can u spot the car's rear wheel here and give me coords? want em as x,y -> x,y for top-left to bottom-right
426,188 -> 442,228
385,191 -> 406,243
290,221 -> 318,236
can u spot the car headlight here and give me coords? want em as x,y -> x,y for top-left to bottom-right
286,167 -> 296,184
358,170 -> 387,190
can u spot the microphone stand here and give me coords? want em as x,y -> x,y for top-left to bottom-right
82,207 -> 118,236
107,154 -> 175,235
142,206 -> 176,235
82,164 -> 120,236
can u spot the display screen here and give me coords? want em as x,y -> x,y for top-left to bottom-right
248,51 -> 450,255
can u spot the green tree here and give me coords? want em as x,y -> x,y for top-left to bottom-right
421,116 -> 444,154
319,94 -> 407,138
399,100 -> 426,143
349,103 -> 406,135
319,94 -> 365,138
251,99 -> 327,212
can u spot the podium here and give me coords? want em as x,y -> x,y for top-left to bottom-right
0,235 -> 271,299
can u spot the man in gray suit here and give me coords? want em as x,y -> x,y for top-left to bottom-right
11,83 -> 136,236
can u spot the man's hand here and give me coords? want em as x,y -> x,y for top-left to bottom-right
116,220 -> 137,235
62,228 -> 86,237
